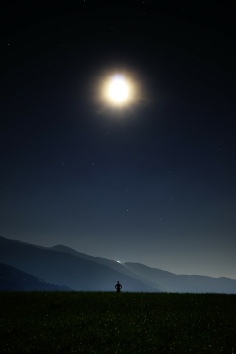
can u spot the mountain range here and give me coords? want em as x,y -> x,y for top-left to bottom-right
0,235 -> 236,293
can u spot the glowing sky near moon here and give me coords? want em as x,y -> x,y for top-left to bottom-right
98,72 -> 138,109
107,75 -> 129,103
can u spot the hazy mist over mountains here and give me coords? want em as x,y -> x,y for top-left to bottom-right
0,235 -> 236,293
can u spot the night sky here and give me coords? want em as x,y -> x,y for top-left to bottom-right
1,1 -> 236,278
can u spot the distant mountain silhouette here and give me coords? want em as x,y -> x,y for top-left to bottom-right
1,235 -> 236,293
50,245 -> 142,278
0,236 -> 155,292
124,262 -> 236,293
0,263 -> 70,291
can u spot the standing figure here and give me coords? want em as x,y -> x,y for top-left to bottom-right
115,281 -> 122,292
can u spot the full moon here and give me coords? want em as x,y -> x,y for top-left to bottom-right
107,75 -> 129,103
96,71 -> 140,109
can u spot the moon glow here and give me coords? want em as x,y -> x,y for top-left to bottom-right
95,70 -> 141,110
107,75 -> 129,103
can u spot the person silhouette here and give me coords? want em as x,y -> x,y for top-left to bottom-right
115,281 -> 122,292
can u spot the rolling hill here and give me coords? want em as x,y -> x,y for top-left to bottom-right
0,262 -> 70,291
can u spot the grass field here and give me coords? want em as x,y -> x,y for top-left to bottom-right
0,292 -> 236,353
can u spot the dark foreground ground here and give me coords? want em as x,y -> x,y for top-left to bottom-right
0,292 -> 236,353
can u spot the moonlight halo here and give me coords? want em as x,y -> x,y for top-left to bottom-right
93,68 -> 144,112
98,72 -> 138,109
107,75 -> 129,103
